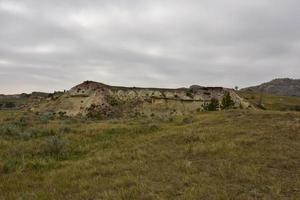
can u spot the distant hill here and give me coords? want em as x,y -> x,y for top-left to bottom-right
241,78 -> 300,97
0,92 -> 50,110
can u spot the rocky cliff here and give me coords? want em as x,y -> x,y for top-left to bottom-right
31,81 -> 253,118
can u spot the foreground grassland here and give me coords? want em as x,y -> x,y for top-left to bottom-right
0,110 -> 299,199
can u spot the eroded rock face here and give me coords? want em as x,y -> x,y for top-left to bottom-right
32,81 -> 253,118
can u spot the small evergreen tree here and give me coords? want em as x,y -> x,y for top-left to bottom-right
221,92 -> 234,109
203,98 -> 219,111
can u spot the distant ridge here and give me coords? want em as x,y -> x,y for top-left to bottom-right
241,78 -> 300,97
0,92 -> 50,100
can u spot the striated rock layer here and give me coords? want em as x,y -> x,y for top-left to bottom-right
32,81 -> 253,118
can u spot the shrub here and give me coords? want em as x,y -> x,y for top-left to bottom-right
25,127 -> 56,138
17,115 -> 30,127
107,96 -> 121,106
182,117 -> 194,124
0,123 -> 57,139
63,117 -> 80,124
4,102 -> 16,108
186,90 -> 194,98
59,126 -> 72,133
43,136 -> 69,159
0,124 -> 22,137
39,115 -> 50,124
257,103 -> 266,110
58,111 -> 67,118
203,98 -> 220,111
86,104 -> 103,119
221,92 -> 235,109
16,130 -> 32,140
1,158 -> 21,174
147,124 -> 160,132
291,105 -> 300,111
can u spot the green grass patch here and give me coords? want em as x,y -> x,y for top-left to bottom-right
0,110 -> 299,199
238,90 -> 300,111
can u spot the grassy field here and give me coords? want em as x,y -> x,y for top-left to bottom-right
0,110 -> 299,199
238,91 -> 300,111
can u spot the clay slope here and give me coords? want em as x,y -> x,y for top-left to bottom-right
31,81 -> 253,118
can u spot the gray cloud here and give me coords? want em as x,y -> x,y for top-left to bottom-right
0,0 -> 299,94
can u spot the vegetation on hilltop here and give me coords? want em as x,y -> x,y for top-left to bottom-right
202,91 -> 235,111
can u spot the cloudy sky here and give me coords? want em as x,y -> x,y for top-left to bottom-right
0,0 -> 299,94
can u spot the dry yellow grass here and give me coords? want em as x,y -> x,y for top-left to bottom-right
0,110 -> 300,199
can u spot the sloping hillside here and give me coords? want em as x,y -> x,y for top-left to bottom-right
31,81 -> 253,118
238,90 -> 300,111
241,78 -> 300,97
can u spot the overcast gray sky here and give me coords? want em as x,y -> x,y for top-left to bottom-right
0,0 -> 299,94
